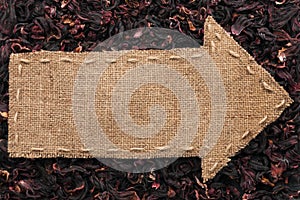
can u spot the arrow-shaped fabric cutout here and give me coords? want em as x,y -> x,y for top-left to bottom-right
8,16 -> 292,181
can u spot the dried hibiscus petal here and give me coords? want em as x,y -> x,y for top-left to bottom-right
231,15 -> 253,36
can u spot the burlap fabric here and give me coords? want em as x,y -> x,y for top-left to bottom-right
8,16 -> 292,180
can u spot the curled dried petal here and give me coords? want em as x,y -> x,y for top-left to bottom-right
231,15 -> 253,36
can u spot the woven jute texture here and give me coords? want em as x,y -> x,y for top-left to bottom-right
8,16 -> 292,180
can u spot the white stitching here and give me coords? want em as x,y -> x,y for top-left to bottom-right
242,130 -> 250,139
13,112 -> 18,122
246,65 -> 255,75
127,58 -> 138,63
228,50 -> 240,58
16,89 -> 20,102
155,146 -> 170,151
225,144 -> 232,152
259,116 -> 268,124
61,57 -> 72,62
215,33 -> 221,40
105,59 -> 117,63
262,81 -> 274,92
39,59 -> 50,63
80,148 -> 92,152
275,99 -> 285,109
18,64 -> 22,75
211,41 -> 216,53
84,59 -> 96,64
148,56 -> 159,60
130,147 -> 145,151
209,162 -> 218,172
169,55 -> 181,60
107,149 -> 119,152
31,147 -> 44,151
182,146 -> 194,151
58,148 -> 70,152
20,59 -> 30,64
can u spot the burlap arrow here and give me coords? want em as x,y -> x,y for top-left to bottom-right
8,16 -> 292,180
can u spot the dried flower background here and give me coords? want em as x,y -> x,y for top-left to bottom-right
0,0 -> 300,199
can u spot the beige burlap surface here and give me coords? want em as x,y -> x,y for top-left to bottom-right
8,16 -> 292,180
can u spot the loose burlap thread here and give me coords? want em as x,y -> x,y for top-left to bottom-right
8,16 -> 292,180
